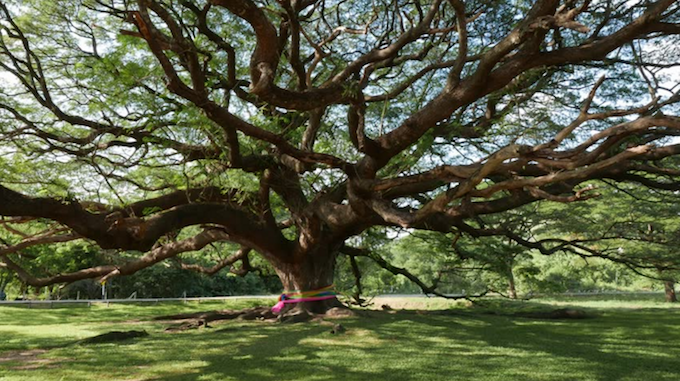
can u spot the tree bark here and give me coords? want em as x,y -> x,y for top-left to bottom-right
271,247 -> 343,314
664,280 -> 677,303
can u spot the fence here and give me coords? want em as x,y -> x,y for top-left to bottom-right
0,295 -> 278,308
0,290 -> 665,308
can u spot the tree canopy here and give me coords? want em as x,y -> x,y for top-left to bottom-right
1,0 -> 680,311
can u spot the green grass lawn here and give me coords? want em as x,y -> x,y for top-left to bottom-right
0,296 -> 678,381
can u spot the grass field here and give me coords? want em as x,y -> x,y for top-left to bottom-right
0,295 -> 678,381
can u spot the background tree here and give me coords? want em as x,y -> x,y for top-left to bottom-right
529,181 -> 680,301
1,0 -> 680,314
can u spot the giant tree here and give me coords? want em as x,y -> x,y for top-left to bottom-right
1,0 -> 680,314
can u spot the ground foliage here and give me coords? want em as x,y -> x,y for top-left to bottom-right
0,297 -> 679,380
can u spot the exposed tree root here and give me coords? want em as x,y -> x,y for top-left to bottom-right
514,308 -> 591,320
154,306 -> 277,322
360,306 -> 595,321
159,307 -> 277,332
154,305 -> 356,331
329,323 -> 346,334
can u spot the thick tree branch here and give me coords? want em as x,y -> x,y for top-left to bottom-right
175,245 -> 252,276
0,228 -> 231,287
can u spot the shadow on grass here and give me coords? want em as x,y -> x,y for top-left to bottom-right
146,307 -> 680,381
0,299 -> 272,326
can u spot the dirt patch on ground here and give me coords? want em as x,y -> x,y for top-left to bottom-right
0,348 -> 68,370
0,330 -> 145,370
0,349 -> 49,363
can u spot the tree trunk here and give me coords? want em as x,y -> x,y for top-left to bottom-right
0,273 -> 7,301
507,272 -> 518,300
664,280 -> 677,303
271,248 -> 343,315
